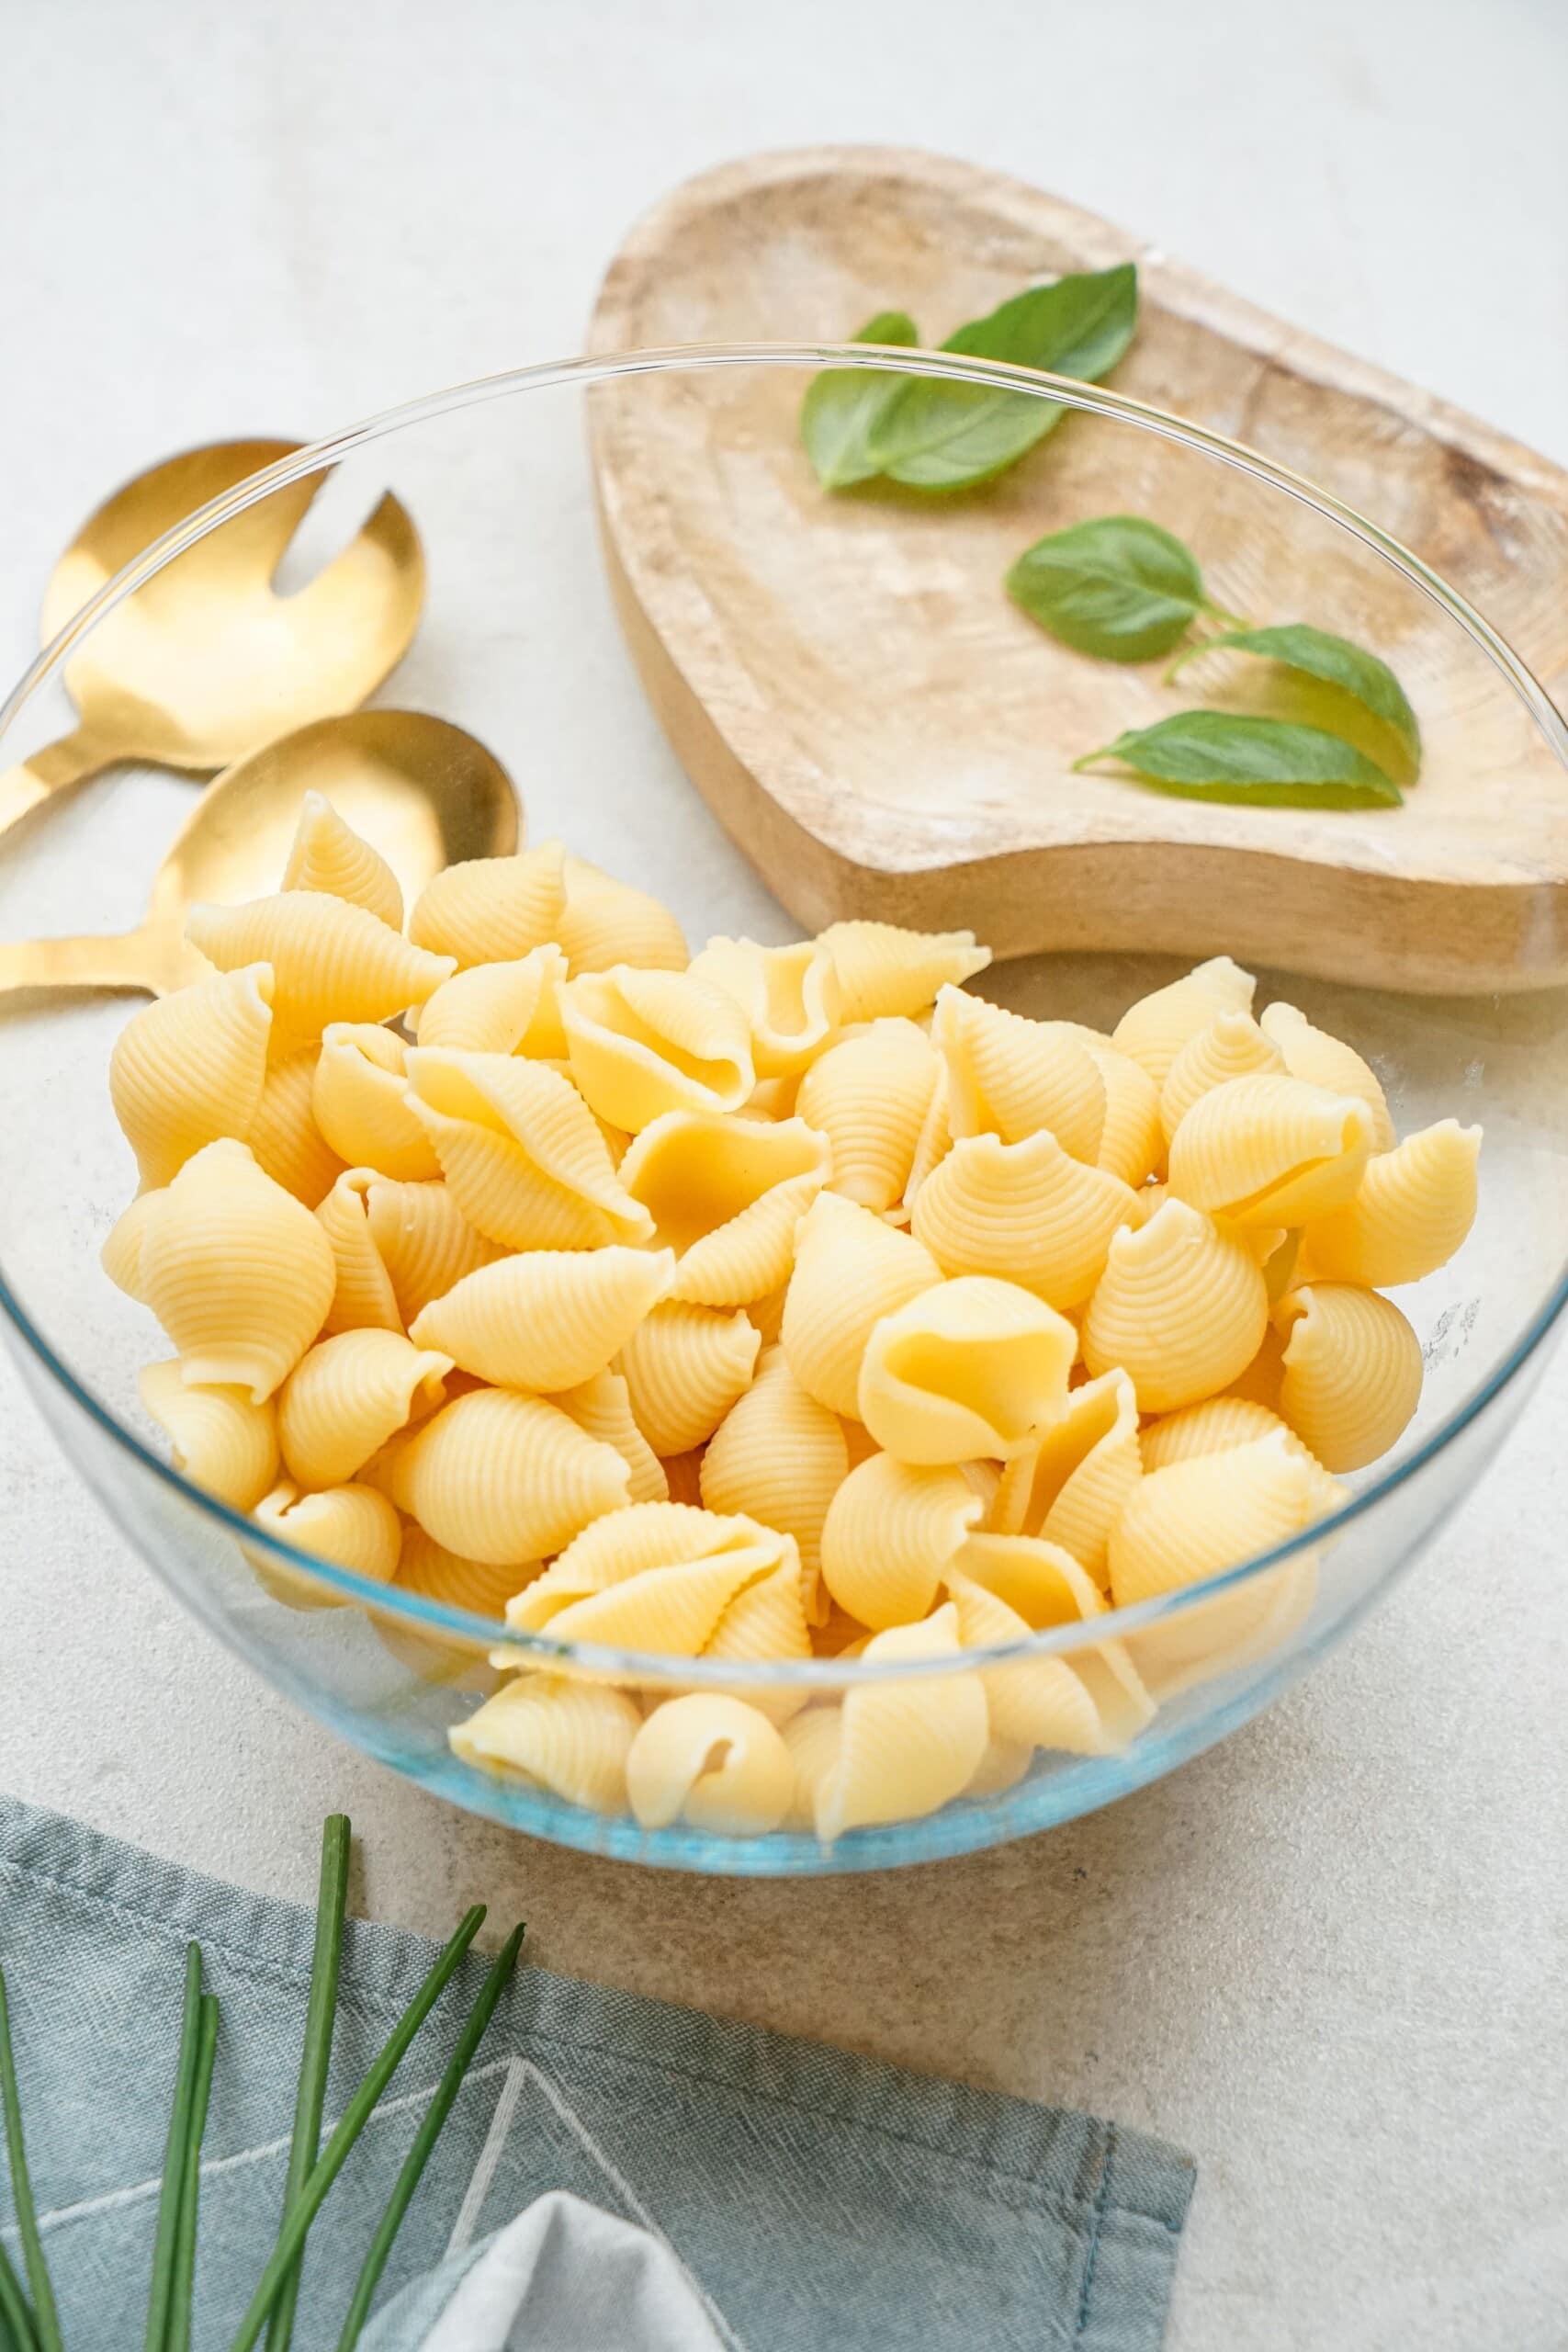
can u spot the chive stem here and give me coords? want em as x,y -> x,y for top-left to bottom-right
145,1943 -> 204,2352
167,1995 -> 220,2352
333,1924 -> 524,2351
0,1969 -> 61,2352
225,1906 -> 487,2352
0,2238 -> 37,2352
266,1815 -> 351,2352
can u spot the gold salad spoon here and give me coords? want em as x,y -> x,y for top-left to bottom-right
0,439 -> 426,840
0,709 -> 519,1001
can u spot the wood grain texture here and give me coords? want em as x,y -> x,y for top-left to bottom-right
587,146 -> 1568,993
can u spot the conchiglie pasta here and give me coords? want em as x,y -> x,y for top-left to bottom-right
944,1571 -> 1111,1758
1081,1198 -> 1266,1413
796,1019 -> 939,1215
510,1507 -> 786,1655
410,1246 -> 674,1393
450,1675 -> 641,1812
391,1387 -> 631,1563
1298,1120 -> 1482,1287
408,842 -> 568,967
626,1695 -> 795,1835
553,1369 -> 668,1505
1167,1074 -> 1373,1227
1140,1394 -> 1344,1520
780,1192 -> 942,1417
1080,1039 -> 1163,1188
560,967 -> 754,1132
818,920 -> 990,1023
278,1328 -> 451,1488
617,1302 -> 761,1456
859,1277 -> 1076,1464
1111,956 -> 1256,1085
311,1023 -> 441,1182
902,1062 -> 953,1208
557,854 -> 688,976
990,1366 -> 1140,1584
102,1187 -> 164,1301
702,1554 -> 814,1710
783,1707 -> 843,1828
911,1129 -> 1137,1309
404,1048 -> 651,1251
314,1169 -> 404,1335
248,1050 -> 347,1207
813,1604 -> 988,1841
700,1350 -> 848,1597
619,1111 -> 829,1307
414,945 -> 570,1057
280,793 -> 402,931
109,963 -> 274,1190
139,1359 -> 279,1510
1159,1011 -> 1284,1142
1260,1001 -> 1394,1150
949,1532 -> 1153,1746
136,1139 -> 336,1401
686,935 -> 841,1078
185,892 -> 453,1048
1275,1282 -> 1423,1472
362,1174 -> 502,1325
395,1525 -> 539,1619
934,989 -> 1105,1163
818,1452 -> 981,1630
253,1479 -> 402,1587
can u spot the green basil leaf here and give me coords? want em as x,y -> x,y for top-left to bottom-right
1007,514 -> 1209,661
800,311 -> 920,490
1168,622 -> 1421,773
866,264 -> 1138,492
1074,711 -> 1403,808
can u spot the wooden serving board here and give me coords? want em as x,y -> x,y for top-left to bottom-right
586,147 -> 1568,994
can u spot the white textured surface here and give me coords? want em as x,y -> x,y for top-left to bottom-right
3,4 -> 1567,2345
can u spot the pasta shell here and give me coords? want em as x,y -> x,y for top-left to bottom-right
557,854 -> 688,976
934,989 -> 1105,1163
780,1192 -> 942,1417
686,935 -> 841,1078
626,1695 -> 795,1835
408,842 -> 568,967
450,1675 -> 641,1812
185,892 -> 454,1048
783,1707 -> 843,1827
1275,1282 -> 1423,1472
1111,956 -> 1256,1085
363,1175 -> 501,1325
280,793 -> 402,931
404,1048 -> 652,1250
139,1358 -> 279,1510
395,1525 -> 539,1619
414,946 -> 570,1057
311,1023 -> 441,1182
1224,1321 -> 1289,1411
508,1502 -> 770,1626
618,1302 -> 761,1455
109,963 -> 274,1191
749,1283 -> 789,1345
553,1369 -> 669,1504
102,1186 -> 164,1302
1081,1039 -> 1163,1188
901,1058 -> 953,1209
1260,1001 -> 1394,1150
702,1554 -> 815,1719
911,1129 -> 1137,1309
859,1276 -> 1076,1464
541,1554 -> 766,1655
1298,1120 -> 1482,1287
818,921 -> 990,1023
619,1111 -> 830,1307
278,1329 -> 451,1488
315,1169 -> 403,1335
818,1452 -> 981,1630
560,967 -> 754,1131
990,1367 -> 1140,1584
945,1571 -> 1111,1757
137,1139 -> 335,1401
410,1246 -> 675,1392
814,1604 -> 988,1840
1167,1074 -> 1374,1227
795,1019 -> 939,1215
1159,1011 -> 1285,1142
700,1350 -> 848,1599
1140,1392 -> 1344,1513
1082,1198 -> 1267,1413
248,1050 -> 347,1207
953,1532 -> 1156,1746
253,1480 -> 402,1587
391,1387 -> 631,1562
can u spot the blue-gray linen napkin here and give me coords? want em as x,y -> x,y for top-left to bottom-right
0,1797 -> 1194,2348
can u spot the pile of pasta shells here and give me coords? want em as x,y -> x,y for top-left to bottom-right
103,796 -> 1482,1844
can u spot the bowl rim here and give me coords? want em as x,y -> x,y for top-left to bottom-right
3,337 -> 1565,1688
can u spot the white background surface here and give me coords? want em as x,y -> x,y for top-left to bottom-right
3,4 -> 1567,2346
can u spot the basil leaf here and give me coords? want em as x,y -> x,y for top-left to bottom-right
1168,623 -> 1421,773
800,311 -> 920,490
866,264 -> 1138,492
1007,515 -> 1211,662
1074,711 -> 1403,808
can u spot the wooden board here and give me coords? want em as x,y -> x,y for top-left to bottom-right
586,147 -> 1568,993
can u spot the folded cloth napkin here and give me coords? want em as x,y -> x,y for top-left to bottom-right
0,1797 -> 1194,2349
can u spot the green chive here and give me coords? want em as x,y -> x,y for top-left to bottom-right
145,1943 -> 204,2352
266,1815 -> 351,2352
0,1969 -> 61,2352
333,1923 -> 525,2351
226,1905 -> 487,2352
167,1994 -> 220,2352
0,2238 -> 37,2352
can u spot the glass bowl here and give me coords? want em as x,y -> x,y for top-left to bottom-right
2,345 -> 1565,1876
